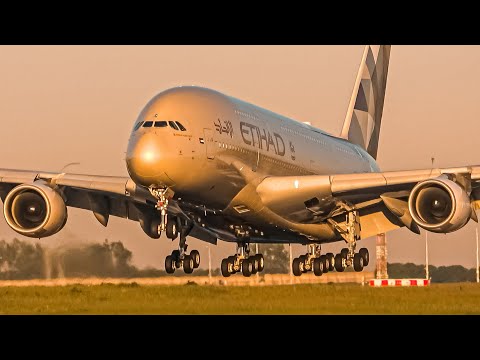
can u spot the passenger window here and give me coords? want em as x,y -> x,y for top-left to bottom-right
175,121 -> 187,131
154,121 -> 168,127
133,121 -> 144,131
168,121 -> 179,130
143,121 -> 153,128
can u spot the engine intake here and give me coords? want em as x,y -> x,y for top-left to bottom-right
408,177 -> 471,233
3,181 -> 68,238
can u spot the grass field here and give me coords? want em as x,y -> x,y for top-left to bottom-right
0,282 -> 478,314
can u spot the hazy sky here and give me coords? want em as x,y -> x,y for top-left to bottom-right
1,45 -> 480,270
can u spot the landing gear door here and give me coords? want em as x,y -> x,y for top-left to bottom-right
204,128 -> 215,160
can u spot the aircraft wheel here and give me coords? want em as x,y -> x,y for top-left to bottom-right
340,248 -> 349,259
353,253 -> 364,272
292,258 -> 303,277
166,218 -> 178,240
359,248 -> 369,266
326,253 -> 335,271
165,255 -> 175,274
256,254 -> 265,272
313,258 -> 324,276
251,257 -> 259,274
320,255 -> 329,273
299,255 -> 309,272
190,250 -> 200,268
227,256 -> 237,273
221,258 -> 231,277
242,258 -> 253,277
172,250 -> 181,268
183,255 -> 194,274
334,254 -> 345,272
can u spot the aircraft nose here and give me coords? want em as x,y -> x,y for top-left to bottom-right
126,134 -> 164,184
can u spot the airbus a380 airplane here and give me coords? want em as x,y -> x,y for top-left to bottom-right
2,45 -> 479,277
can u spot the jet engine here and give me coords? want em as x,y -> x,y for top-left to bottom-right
408,177 -> 471,233
3,181 -> 68,238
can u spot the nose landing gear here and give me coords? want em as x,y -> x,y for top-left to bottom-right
148,187 -> 202,275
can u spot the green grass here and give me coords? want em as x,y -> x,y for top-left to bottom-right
0,283 -> 478,314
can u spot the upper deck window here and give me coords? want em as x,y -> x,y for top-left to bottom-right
168,121 -> 179,130
154,121 -> 168,127
176,121 -> 187,131
133,121 -> 144,131
143,121 -> 153,128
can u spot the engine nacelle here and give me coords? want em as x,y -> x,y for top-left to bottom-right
408,177 -> 471,233
3,181 -> 68,238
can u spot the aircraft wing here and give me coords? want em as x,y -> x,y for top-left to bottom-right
255,166 -> 480,239
0,168 -> 158,224
0,168 -> 221,244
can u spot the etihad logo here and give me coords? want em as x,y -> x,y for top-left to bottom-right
214,119 -> 233,138
240,122 -> 285,156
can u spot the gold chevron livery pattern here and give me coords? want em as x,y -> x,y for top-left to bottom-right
341,45 -> 391,160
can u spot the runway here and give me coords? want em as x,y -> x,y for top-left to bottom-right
0,272 -> 374,287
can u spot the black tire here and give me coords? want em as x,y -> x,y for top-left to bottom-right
227,256 -> 237,273
313,258 -> 324,276
251,257 -> 259,274
165,255 -> 175,274
190,250 -> 200,268
319,255 -> 328,273
292,257 -> 302,276
256,254 -> 265,272
353,253 -> 364,272
183,255 -> 194,274
359,248 -> 369,266
166,218 -> 178,240
334,254 -> 345,272
299,255 -> 309,272
340,248 -> 349,259
172,250 -> 181,268
221,258 -> 231,277
242,259 -> 253,277
326,253 -> 335,271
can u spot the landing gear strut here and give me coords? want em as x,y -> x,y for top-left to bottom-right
328,207 -> 369,272
220,243 -> 265,277
149,187 -> 201,275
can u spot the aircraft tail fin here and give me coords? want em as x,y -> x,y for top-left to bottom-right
340,45 -> 391,160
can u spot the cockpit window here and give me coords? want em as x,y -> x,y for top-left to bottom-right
133,121 -> 144,131
154,121 -> 168,127
175,121 -> 187,131
143,121 -> 153,128
168,121 -> 179,130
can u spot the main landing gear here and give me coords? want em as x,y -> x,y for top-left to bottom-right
220,243 -> 265,278
293,207 -> 370,276
149,187 -> 202,275
292,244 -> 335,277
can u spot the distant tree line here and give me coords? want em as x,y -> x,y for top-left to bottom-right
0,239 -> 292,280
382,263 -> 478,283
0,238 -> 477,282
